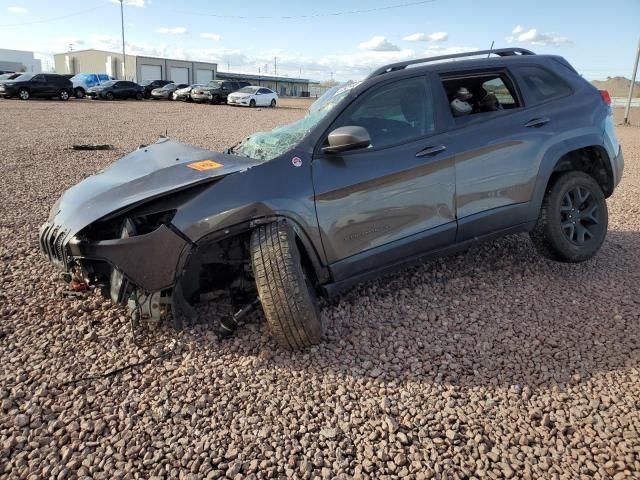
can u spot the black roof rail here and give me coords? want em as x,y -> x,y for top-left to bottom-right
367,47 -> 535,78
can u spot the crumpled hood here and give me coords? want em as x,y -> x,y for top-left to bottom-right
48,138 -> 263,237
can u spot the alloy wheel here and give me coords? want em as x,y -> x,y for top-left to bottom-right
560,186 -> 599,245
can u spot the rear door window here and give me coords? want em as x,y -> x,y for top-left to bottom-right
440,71 -> 521,120
515,65 -> 573,102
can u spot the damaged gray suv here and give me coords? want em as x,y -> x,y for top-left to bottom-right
40,48 -> 624,349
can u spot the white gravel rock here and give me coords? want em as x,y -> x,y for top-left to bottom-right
0,100 -> 638,479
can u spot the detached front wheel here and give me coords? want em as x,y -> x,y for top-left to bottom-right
250,222 -> 323,349
530,171 -> 608,262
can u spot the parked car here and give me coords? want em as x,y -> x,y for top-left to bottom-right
172,84 -> 204,101
0,72 -> 20,82
190,80 -> 251,104
86,80 -> 144,100
140,79 -> 174,99
227,86 -> 278,107
0,73 -> 73,100
151,83 -> 188,100
39,48 -> 624,350
70,73 -> 114,98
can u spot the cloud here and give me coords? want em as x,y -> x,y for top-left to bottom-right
506,25 -> 571,46
156,27 -> 188,35
7,6 -> 27,13
403,32 -> 448,42
109,0 -> 146,6
359,36 -> 400,52
200,33 -> 221,41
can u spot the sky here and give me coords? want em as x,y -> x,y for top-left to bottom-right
0,0 -> 638,82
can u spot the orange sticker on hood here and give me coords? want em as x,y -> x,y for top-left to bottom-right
187,160 -> 224,171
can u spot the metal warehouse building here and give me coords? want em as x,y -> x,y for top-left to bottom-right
0,48 -> 42,73
54,49 -> 217,85
54,49 -> 315,96
216,72 -> 315,97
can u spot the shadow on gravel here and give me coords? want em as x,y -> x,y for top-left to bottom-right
227,230 -> 640,391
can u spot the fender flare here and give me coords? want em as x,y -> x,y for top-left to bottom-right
529,131 -> 608,220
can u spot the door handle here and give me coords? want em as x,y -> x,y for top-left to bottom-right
524,117 -> 550,128
416,145 -> 447,157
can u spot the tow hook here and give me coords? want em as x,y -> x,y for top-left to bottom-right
216,299 -> 260,339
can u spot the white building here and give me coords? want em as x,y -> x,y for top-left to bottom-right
0,48 -> 42,73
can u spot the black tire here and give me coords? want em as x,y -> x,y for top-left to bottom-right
210,94 -> 220,105
135,92 -> 143,100
105,92 -> 114,100
530,171 -> 608,263
18,88 -> 30,100
144,91 -> 151,99
58,89 -> 70,101
249,99 -> 256,108
74,87 -> 85,99
270,99 -> 276,108
250,222 -> 323,349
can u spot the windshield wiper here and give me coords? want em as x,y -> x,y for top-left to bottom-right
225,141 -> 246,156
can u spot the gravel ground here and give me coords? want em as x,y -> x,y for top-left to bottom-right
0,98 -> 639,480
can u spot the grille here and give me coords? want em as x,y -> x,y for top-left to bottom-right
40,223 -> 68,267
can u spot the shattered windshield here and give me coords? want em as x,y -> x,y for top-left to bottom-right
234,81 -> 359,161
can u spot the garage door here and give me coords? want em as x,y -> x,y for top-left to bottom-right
170,67 -> 189,84
196,69 -> 213,84
140,64 -> 162,81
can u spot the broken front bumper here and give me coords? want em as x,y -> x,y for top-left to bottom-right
39,222 -> 191,295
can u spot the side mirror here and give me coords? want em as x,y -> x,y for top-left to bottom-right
323,126 -> 371,154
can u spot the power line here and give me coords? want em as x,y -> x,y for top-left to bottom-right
173,0 -> 436,20
0,3 -> 112,27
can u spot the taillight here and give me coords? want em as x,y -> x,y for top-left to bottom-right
599,90 -> 612,106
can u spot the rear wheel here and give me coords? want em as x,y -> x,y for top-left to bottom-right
58,90 -> 70,101
18,88 -> 30,100
250,222 -> 323,349
135,91 -> 143,100
74,87 -> 85,99
105,92 -> 114,100
530,171 -> 608,262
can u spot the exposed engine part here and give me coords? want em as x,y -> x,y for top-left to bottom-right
216,299 -> 260,339
61,269 -> 91,298
129,291 -> 170,341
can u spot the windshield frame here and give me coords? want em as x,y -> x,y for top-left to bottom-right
237,86 -> 259,94
13,73 -> 35,82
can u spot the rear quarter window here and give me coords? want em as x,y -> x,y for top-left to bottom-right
516,65 -> 572,103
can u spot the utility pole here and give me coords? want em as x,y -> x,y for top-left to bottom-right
120,0 -> 126,80
624,37 -> 640,125
274,57 -> 278,94
330,71 -> 334,82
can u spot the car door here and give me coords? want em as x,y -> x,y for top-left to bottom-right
312,74 -> 457,281
255,88 -> 267,106
30,74 -> 47,97
221,82 -> 234,98
435,68 -> 553,241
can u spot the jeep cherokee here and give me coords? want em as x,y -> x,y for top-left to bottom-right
40,48 -> 624,349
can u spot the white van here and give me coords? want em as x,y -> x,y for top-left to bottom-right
70,73 -> 114,98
